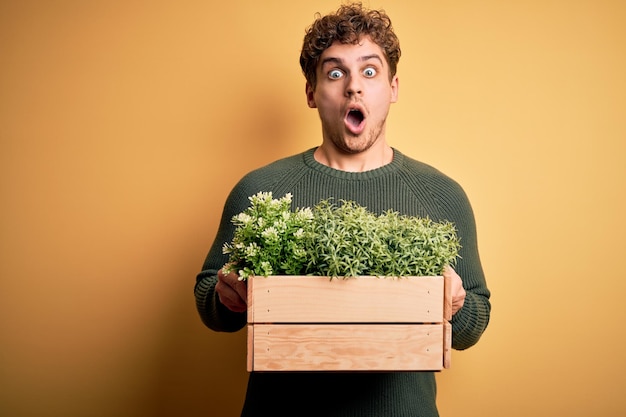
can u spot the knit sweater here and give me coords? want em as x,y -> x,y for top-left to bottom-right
195,147 -> 491,417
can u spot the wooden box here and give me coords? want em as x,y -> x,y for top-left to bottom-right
247,275 -> 452,372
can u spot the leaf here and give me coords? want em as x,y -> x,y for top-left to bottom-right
224,193 -> 461,279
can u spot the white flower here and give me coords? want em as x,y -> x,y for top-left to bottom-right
260,261 -> 273,275
273,219 -> 288,233
296,207 -> 314,221
237,270 -> 246,281
244,243 -> 259,257
235,212 -> 253,225
261,226 -> 279,241
222,243 -> 232,254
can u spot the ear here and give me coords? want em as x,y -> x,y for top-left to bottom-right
390,75 -> 399,103
306,82 -> 317,108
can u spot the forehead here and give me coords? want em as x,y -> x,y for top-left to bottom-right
319,36 -> 387,67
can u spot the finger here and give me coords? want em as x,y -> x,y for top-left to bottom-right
233,279 -> 248,304
216,283 -> 247,311
218,292 -> 247,313
216,268 -> 248,312
219,270 -> 248,304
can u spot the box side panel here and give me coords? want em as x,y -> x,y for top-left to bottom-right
250,276 -> 444,323
443,321 -> 452,369
247,276 -> 255,324
249,323 -> 444,371
443,273 -> 452,321
247,325 -> 254,372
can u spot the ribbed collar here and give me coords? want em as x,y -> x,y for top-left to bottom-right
302,147 -> 404,181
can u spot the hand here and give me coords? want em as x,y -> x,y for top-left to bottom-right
216,267 -> 248,313
443,265 -> 466,316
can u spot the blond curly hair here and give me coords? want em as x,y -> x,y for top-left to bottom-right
299,2 -> 401,89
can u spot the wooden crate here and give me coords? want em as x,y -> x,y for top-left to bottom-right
247,275 -> 452,372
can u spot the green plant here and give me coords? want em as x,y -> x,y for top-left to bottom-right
223,192 -> 461,280
222,192 -> 313,280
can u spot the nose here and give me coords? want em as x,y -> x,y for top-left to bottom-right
345,75 -> 363,97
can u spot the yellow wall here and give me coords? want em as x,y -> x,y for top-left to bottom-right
1,1 -> 625,416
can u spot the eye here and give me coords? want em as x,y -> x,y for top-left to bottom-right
363,67 -> 377,77
328,69 -> 344,80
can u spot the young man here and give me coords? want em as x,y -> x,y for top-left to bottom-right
195,3 -> 491,416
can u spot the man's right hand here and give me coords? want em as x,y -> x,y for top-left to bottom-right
216,267 -> 248,313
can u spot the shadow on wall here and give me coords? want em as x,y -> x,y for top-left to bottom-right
144,85 -> 308,417
148,283 -> 249,417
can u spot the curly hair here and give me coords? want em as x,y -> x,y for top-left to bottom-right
299,2 -> 401,89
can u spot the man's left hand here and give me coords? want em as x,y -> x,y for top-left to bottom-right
443,265 -> 466,315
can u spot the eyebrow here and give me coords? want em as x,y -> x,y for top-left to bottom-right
321,54 -> 384,67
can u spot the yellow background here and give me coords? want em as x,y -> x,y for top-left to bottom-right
2,1 -> 625,416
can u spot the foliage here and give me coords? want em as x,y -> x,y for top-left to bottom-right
222,192 -> 313,280
223,192 -> 460,280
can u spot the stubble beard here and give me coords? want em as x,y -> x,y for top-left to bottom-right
324,118 -> 387,155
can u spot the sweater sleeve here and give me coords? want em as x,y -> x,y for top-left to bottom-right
193,186 -> 248,332
194,155 -> 306,332
441,179 -> 491,350
399,155 -> 491,350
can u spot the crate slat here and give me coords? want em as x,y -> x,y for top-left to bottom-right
443,321 -> 452,369
248,323 -> 445,371
248,276 -> 444,323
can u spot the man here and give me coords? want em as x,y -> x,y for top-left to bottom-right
195,3 -> 491,416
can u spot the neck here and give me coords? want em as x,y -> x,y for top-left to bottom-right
314,142 -> 394,172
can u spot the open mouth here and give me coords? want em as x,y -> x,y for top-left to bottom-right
346,108 -> 365,128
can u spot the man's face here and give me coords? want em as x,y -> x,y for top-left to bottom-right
306,36 -> 399,155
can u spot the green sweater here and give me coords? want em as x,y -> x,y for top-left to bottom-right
195,148 -> 491,417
